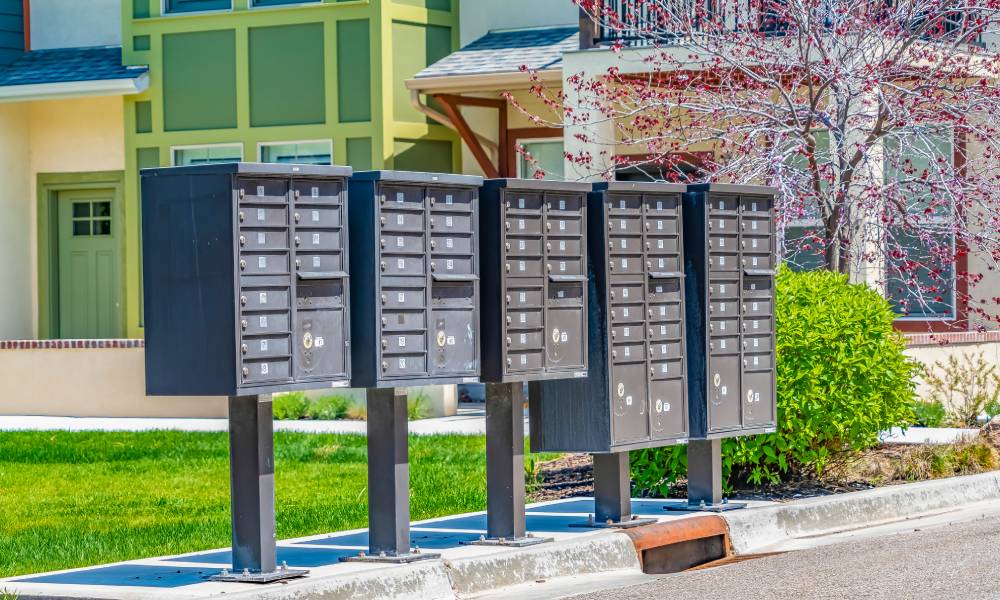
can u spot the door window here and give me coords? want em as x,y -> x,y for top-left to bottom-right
71,201 -> 112,237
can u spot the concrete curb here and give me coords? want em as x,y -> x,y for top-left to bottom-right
214,562 -> 456,600
722,470 -> 1000,553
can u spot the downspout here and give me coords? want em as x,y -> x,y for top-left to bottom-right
409,89 -> 499,162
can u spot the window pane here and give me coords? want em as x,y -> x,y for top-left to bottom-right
93,202 -> 111,218
174,145 -> 242,166
886,230 -> 955,319
93,220 -> 112,236
519,141 -> 565,180
783,226 -> 826,271
72,202 -> 90,218
260,141 -> 332,165
884,130 -> 953,220
165,0 -> 230,13
73,221 -> 91,236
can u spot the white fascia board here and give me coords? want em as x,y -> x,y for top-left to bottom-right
0,71 -> 149,103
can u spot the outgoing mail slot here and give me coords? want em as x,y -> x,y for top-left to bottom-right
507,349 -> 543,372
742,217 -> 772,234
607,194 -> 642,214
545,194 -> 583,214
709,252 -> 739,272
610,282 -> 644,304
429,187 -> 474,212
611,324 -> 646,343
648,279 -> 682,303
643,216 -> 678,235
381,232 -> 424,253
742,334 -> 773,353
707,194 -> 739,213
742,253 -> 774,271
430,212 -> 474,233
547,282 -> 584,306
505,215 -> 542,235
708,235 -> 737,252
239,178 -> 288,203
709,300 -> 736,317
294,207 -> 341,228
709,335 -> 740,355
647,255 -> 681,273
546,237 -> 583,257
648,302 -> 680,322
709,279 -> 740,299
431,234 -> 474,255
611,342 -> 646,364
240,252 -> 289,275
707,215 -> 738,234
296,251 -> 343,275
644,194 -> 680,216
650,358 -> 683,380
381,254 -> 425,276
608,215 -> 641,235
431,256 -> 474,276
649,378 -> 685,439
242,358 -> 291,383
241,287 -> 290,312
381,287 -> 425,310
740,195 -> 773,214
507,329 -> 544,351
609,235 -> 643,255
608,255 -> 643,275
505,287 -> 544,309
742,370 -> 774,427
241,335 -> 291,360
709,317 -> 740,336
505,236 -> 543,256
742,297 -> 772,317
708,355 -> 741,430
742,316 -> 773,335
546,215 -> 582,236
546,307 -> 584,368
432,309 -> 478,374
381,354 -> 428,377
505,257 -> 543,277
646,235 -> 679,254
297,229 -> 341,251
381,310 -> 427,332
507,309 -> 543,329
382,333 -> 426,355
381,185 -> 424,210
610,362 -> 648,444
742,276 -> 775,297
504,192 -> 542,212
296,280 -> 344,310
380,210 -> 425,232
546,257 -> 584,277
648,322 -> 682,341
431,282 -> 475,307
610,304 -> 643,324
240,229 -> 289,251
239,206 -> 287,227
649,340 -> 682,360
292,179 -> 342,204
741,235 -> 772,253
743,352 -> 774,371
241,311 -> 290,335
294,309 -> 346,379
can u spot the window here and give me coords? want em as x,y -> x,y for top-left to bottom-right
782,130 -> 831,271
259,140 -> 332,165
164,0 -> 231,14
172,144 -> 243,166
884,129 -> 956,320
72,201 -> 112,237
517,139 -> 565,180
253,0 -> 319,6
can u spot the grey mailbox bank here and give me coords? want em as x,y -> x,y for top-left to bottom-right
141,162 -> 352,582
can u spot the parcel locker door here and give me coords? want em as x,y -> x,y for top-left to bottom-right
741,370 -> 775,428
649,379 -> 686,440
294,309 -> 346,379
430,282 -> 477,375
544,282 -> 585,369
707,355 -> 741,431
610,362 -> 649,445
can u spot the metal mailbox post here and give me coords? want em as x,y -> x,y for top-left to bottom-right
346,171 -> 483,562
533,182 -> 690,526
479,178 -> 591,545
141,162 -> 353,582
680,183 -> 778,510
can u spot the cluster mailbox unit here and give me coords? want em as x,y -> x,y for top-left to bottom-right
346,171 -> 483,561
478,178 -> 591,545
533,182 -> 690,526
141,163 -> 352,581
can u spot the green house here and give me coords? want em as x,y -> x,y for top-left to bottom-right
122,0 -> 460,338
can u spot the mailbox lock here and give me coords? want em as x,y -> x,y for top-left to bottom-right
644,222 -> 650,231
506,358 -> 512,367
429,218 -> 435,229
506,336 -> 512,346
240,320 -> 248,330
239,235 -> 247,247
238,211 -> 246,223
646,261 -> 652,269
429,197 -> 435,206
505,263 -> 511,273
546,264 -> 552,272
295,259 -> 302,269
239,189 -> 245,199
241,344 -> 248,355
381,339 -> 388,349
505,294 -> 511,305
430,240 -> 436,250
504,242 -> 510,251
506,316 -> 512,325
611,330 -> 616,339
610,291 -> 615,299
293,189 -> 301,199
545,242 -> 552,252
381,294 -> 388,305
381,361 -> 389,372
380,216 -> 386,226
294,236 -> 302,247
294,212 -> 301,223
611,350 -> 618,359
381,317 -> 388,326
239,259 -> 247,271
242,367 -> 249,378
545,222 -> 551,231
430,262 -> 437,272
380,261 -> 387,272
505,221 -> 511,231
240,295 -> 247,306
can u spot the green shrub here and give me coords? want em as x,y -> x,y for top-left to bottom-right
924,352 -> 1000,426
407,394 -> 431,420
305,395 -> 352,421
986,400 -> 1000,421
631,268 -> 919,493
911,400 -> 947,428
273,392 -> 310,420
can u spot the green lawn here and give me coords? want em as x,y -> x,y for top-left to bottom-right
0,431 -> 545,578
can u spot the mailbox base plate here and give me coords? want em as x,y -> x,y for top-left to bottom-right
463,535 -> 554,548
569,517 -> 657,530
340,552 -> 441,564
662,500 -> 748,513
209,568 -> 309,584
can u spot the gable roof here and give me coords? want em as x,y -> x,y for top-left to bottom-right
0,46 -> 146,87
414,26 -> 577,80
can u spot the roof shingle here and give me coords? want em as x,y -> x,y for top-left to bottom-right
0,46 -> 146,87
415,26 -> 577,79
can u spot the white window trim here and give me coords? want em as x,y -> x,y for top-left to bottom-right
170,143 -> 244,166
250,0 -> 321,9
515,137 -> 564,180
161,0 -> 233,15
256,139 -> 334,164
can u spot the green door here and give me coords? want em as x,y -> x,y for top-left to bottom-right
56,189 -> 122,339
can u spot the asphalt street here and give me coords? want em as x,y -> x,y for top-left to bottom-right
564,513 -> 1000,600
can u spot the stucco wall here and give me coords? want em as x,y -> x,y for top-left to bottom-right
906,341 -> 1000,410
29,0 -> 121,50
459,0 -> 577,45
0,102 -> 33,339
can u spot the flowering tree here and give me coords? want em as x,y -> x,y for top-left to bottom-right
514,0 -> 1000,327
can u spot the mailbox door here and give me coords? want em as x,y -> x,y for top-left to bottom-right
432,308 -> 477,374
610,362 -> 649,444
649,378 -> 686,440
294,308 -> 346,379
741,369 -> 774,427
708,355 -> 741,430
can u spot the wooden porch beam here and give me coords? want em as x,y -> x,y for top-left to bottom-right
433,94 -> 501,179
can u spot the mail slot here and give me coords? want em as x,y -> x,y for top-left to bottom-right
294,309 -> 345,379
296,251 -> 343,274
709,318 -> 740,336
241,287 -> 291,311
239,178 -> 288,203
709,335 -> 740,355
608,255 -> 644,274
707,215 -> 738,234
742,298 -> 772,316
506,215 -> 542,235
648,279 -> 683,303
381,232 -> 424,253
505,236 -> 543,256
547,237 -> 583,256
611,324 -> 646,342
296,280 -> 344,310
507,329 -> 544,351
743,352 -> 773,371
380,210 -> 425,232
742,217 -> 772,234
240,229 -> 289,251
648,302 -> 681,322
741,235 -> 772,253
431,281 -> 475,307
649,340 -> 682,360
240,252 -> 289,276
506,257 -> 544,277
708,235 -> 737,252
742,253 -> 774,271
239,206 -> 287,227
708,194 -> 739,212
381,354 -> 427,377
546,257 -> 584,277
612,342 -> 646,363
650,378 -> 685,439
429,187 -> 474,211
381,310 -> 427,332
382,333 -> 426,355
650,358 -> 682,380
431,256 -> 474,275
297,230 -> 342,251
709,252 -> 739,272
742,276 -> 774,297
546,216 -> 582,235
546,194 -> 583,214
292,179 -> 342,204
709,279 -> 740,299
609,235 -> 643,254
242,358 -> 291,383
381,287 -> 425,310
381,255 -> 425,276
241,311 -> 291,335
507,349 -> 543,372
709,300 -> 736,316
649,322 -> 682,341
742,334 -> 773,353
607,194 -> 642,214
610,283 -> 644,304
644,194 -> 680,216
647,255 -> 681,273
294,207 -> 340,228
505,192 -> 542,211
430,212 -> 474,233
609,216 -> 642,234
644,217 -> 678,235
610,304 -> 643,324
547,282 -> 584,306
740,195 -> 773,214
742,316 -> 773,334
241,335 -> 291,360
507,309 -> 543,329
382,186 -> 424,210
645,236 -> 679,254
505,287 -> 544,309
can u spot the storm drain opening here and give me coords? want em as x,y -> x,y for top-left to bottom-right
640,535 -> 730,574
